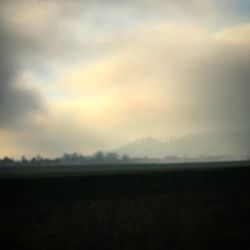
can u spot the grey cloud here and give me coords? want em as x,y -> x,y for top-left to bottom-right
0,0 -> 216,65
0,1 -> 124,66
0,22 -> 43,128
184,42 -> 250,130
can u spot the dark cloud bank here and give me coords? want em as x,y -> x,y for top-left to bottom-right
0,21 -> 43,128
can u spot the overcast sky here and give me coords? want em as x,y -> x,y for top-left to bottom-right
0,0 -> 249,157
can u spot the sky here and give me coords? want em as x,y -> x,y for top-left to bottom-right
0,0 -> 249,158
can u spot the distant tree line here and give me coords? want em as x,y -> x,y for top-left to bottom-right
0,152 -> 238,167
0,152 -> 132,166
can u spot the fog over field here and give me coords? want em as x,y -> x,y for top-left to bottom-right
0,0 -> 249,158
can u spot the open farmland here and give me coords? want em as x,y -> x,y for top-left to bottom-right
0,161 -> 250,250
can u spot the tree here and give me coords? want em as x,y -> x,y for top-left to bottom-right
121,154 -> 130,162
94,151 -> 104,162
21,155 -> 28,164
3,157 -> 14,165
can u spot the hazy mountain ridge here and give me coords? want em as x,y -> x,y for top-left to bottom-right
116,130 -> 250,158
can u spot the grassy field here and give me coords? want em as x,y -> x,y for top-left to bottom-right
0,161 -> 250,250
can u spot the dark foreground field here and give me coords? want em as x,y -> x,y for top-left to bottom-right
0,162 -> 250,250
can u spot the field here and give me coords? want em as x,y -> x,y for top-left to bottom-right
0,161 -> 250,250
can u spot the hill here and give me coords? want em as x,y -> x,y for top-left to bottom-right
116,129 -> 250,158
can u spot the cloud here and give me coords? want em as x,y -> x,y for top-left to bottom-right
0,24 -> 44,128
0,0 -> 249,157
215,23 -> 250,43
184,35 -> 250,129
56,23 -> 250,140
0,0 -> 112,155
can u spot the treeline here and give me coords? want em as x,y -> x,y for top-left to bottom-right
0,152 -> 236,167
0,152 -> 133,166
